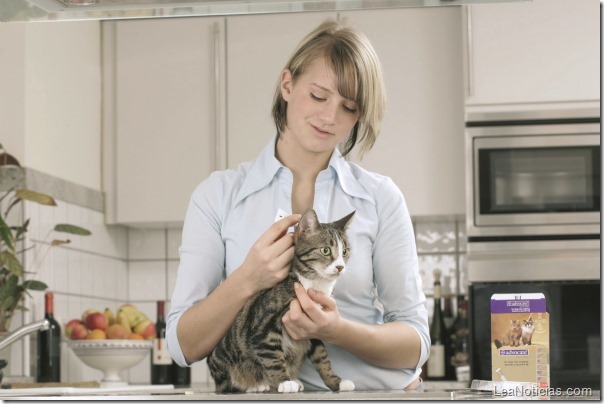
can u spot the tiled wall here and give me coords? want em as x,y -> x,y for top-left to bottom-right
5,191 -> 465,385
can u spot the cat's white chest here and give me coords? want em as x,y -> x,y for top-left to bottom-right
297,276 -> 336,297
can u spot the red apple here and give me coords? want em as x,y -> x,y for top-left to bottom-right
70,323 -> 89,340
65,319 -> 84,339
133,319 -> 156,340
81,309 -> 100,322
84,312 -> 108,331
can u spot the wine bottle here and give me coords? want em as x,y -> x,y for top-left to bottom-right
37,291 -> 61,382
151,300 -> 172,384
170,362 -> 191,387
426,270 -> 448,380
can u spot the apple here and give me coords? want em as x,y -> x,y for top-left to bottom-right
65,319 -> 84,339
81,309 -> 100,322
84,312 -> 108,331
70,323 -> 89,340
133,319 -> 156,340
106,323 -> 131,339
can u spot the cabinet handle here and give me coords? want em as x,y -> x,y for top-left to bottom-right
465,5 -> 474,98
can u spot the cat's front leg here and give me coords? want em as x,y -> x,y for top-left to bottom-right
307,339 -> 355,392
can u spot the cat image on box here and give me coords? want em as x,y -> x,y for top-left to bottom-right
207,209 -> 355,394
494,317 -> 534,348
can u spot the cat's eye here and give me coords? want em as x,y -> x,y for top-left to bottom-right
320,247 -> 331,256
343,248 -> 349,257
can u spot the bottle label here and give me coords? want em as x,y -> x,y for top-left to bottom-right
152,338 -> 173,365
427,344 -> 445,378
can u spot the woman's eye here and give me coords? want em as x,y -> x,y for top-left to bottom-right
320,247 -> 331,256
310,93 -> 325,101
343,105 -> 357,114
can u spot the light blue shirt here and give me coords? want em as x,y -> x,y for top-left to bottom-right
167,135 -> 429,390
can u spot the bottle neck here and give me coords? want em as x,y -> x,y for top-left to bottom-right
157,301 -> 165,322
44,292 -> 54,317
433,283 -> 442,300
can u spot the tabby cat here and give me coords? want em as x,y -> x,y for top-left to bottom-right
494,320 -> 523,348
207,209 -> 356,394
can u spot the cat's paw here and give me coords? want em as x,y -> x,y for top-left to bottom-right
339,380 -> 355,392
278,380 -> 302,393
294,379 -> 304,392
246,383 -> 270,393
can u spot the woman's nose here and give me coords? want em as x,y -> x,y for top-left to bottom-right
318,101 -> 338,124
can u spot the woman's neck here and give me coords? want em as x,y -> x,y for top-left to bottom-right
275,132 -> 332,181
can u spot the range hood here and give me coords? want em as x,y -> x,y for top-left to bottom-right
0,0 -> 527,23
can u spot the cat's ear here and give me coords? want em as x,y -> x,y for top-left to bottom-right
333,211 -> 355,231
299,209 -> 321,233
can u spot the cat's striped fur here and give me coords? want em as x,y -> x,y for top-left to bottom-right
207,209 -> 355,393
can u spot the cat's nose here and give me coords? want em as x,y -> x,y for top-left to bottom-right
335,265 -> 344,273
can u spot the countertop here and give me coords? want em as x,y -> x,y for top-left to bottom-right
0,382 -> 599,401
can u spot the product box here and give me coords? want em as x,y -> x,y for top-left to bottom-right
491,293 -> 549,388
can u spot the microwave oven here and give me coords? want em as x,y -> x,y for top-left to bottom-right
465,109 -> 600,240
465,108 -> 600,283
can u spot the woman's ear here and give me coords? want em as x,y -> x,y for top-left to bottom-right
280,69 -> 293,101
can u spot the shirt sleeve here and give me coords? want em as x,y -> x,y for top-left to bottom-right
371,177 -> 430,371
166,172 -> 227,367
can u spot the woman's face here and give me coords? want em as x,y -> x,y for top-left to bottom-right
280,56 -> 360,156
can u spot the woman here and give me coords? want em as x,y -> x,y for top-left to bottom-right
166,19 -> 429,391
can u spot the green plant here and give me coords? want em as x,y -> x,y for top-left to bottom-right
0,147 -> 91,332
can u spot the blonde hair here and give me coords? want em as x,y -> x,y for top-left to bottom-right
271,19 -> 386,158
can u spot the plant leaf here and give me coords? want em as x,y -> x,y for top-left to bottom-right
53,224 -> 91,236
22,280 -> 47,291
51,239 -> 71,246
0,215 -> 15,252
15,189 -> 57,206
0,251 -> 23,277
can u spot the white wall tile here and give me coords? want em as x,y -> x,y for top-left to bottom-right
166,228 -> 182,260
167,260 -> 179,302
128,261 -> 166,301
128,229 -> 166,260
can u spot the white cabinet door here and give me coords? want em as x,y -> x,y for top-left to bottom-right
225,12 -> 335,168
465,0 -> 599,109
341,8 -> 466,216
103,17 -> 226,227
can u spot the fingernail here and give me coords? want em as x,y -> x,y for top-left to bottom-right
294,282 -> 300,289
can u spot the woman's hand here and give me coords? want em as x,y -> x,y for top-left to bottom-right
238,214 -> 300,294
282,282 -> 341,342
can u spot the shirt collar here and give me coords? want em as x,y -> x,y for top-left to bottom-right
233,135 -> 373,207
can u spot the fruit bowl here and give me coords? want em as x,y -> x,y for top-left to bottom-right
67,339 -> 152,387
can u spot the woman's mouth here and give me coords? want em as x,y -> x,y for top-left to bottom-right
311,124 -> 332,138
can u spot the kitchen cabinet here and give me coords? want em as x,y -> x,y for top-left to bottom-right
104,9 -> 465,226
464,0 -> 599,111
341,8 -> 466,216
102,17 -> 226,227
